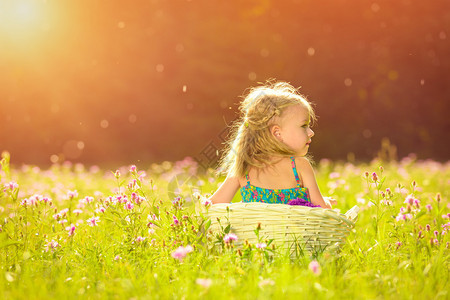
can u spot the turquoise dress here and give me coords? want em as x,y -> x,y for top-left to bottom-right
240,157 -> 313,205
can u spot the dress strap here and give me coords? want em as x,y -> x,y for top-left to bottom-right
245,173 -> 250,186
290,157 -> 303,187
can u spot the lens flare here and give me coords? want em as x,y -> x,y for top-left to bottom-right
0,0 -> 43,33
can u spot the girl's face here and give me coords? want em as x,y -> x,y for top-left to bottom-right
275,104 -> 314,156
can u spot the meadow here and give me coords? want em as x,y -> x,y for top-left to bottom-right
0,151 -> 449,299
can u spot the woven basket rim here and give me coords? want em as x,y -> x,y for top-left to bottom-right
207,202 -> 356,227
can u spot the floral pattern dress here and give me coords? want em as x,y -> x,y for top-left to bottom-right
240,157 -> 319,207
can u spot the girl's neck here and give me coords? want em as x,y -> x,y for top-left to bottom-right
249,155 -> 291,174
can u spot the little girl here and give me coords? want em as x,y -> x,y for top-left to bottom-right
210,81 -> 335,208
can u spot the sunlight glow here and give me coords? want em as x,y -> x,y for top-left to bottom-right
15,2 -> 36,21
0,0 -> 47,38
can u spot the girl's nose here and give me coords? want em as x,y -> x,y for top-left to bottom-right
308,128 -> 315,138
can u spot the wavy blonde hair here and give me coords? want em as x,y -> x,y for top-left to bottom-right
220,81 -> 316,177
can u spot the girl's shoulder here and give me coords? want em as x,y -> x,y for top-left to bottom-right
293,156 -> 313,169
237,175 -> 248,187
293,156 -> 316,180
240,157 -> 299,189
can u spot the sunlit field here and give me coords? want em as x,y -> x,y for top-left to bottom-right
0,151 -> 449,299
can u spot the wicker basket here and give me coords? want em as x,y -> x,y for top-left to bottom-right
205,202 -> 358,253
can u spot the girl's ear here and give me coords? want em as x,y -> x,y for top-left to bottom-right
271,125 -> 283,141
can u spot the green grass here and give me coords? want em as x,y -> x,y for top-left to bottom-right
0,152 -> 449,299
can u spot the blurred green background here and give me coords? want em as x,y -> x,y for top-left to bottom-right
1,0 -> 449,167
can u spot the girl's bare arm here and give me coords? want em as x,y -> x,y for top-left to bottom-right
295,157 -> 335,208
209,175 -> 240,204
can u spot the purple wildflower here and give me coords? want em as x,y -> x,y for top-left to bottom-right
196,278 -> 212,288
87,216 -> 100,227
223,233 -> 238,243
4,181 -> 19,191
171,245 -> 194,261
124,202 -> 134,210
136,236 -> 146,243
372,172 -> 378,182
66,224 -> 76,236
288,198 -> 320,207
308,260 -> 321,275
256,243 -> 267,249
67,190 -> 78,199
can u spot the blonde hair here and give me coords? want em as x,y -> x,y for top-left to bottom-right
220,81 -> 316,177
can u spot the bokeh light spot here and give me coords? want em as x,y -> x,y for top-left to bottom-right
388,70 -> 398,80
100,119 -> 109,128
175,43 -> 185,53
363,129 -> 372,138
63,140 -> 83,159
182,85 -> 187,92
439,31 -> 446,40
388,70 -> 399,80
420,79 -> 425,85
117,21 -> 125,29
128,114 -> 137,123
358,88 -> 368,100
77,141 -> 85,150
371,3 -> 380,13
50,154 -> 59,164
156,64 -> 164,72
260,48 -> 269,57
307,47 -> 315,56
248,72 -> 257,81
344,78 -> 353,86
